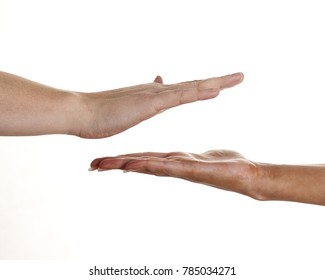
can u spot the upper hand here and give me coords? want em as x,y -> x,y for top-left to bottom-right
77,73 -> 243,138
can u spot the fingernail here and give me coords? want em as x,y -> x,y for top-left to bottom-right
220,72 -> 244,89
228,72 -> 244,83
88,167 -> 97,171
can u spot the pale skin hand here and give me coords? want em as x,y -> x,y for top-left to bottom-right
0,71 -> 243,138
90,150 -> 325,206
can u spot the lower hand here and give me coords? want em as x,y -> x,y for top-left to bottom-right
90,149 -> 259,199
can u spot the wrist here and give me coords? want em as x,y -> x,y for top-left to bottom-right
246,162 -> 283,201
252,163 -> 325,205
70,92 -> 103,138
64,91 -> 91,137
251,163 -> 297,202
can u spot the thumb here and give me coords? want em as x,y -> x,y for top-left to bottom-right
154,75 -> 163,84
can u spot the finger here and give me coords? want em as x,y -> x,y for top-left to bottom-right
118,152 -> 175,158
90,157 -> 109,170
153,87 -> 219,112
90,156 -> 135,170
166,72 -> 243,90
154,75 -> 163,84
152,72 -> 243,111
117,151 -> 193,160
124,158 -> 169,176
96,157 -> 134,171
89,152 -> 173,171
91,154 -> 171,171
203,72 -> 244,91
124,157 -> 201,180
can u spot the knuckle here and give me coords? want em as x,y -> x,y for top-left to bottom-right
190,80 -> 200,88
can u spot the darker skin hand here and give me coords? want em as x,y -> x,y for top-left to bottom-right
91,150 -> 325,206
90,150 -> 259,198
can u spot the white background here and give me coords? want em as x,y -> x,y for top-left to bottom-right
1,0 -> 325,279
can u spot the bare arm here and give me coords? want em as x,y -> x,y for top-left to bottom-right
90,150 -> 325,206
0,71 -> 243,138
0,71 -> 81,136
257,163 -> 325,205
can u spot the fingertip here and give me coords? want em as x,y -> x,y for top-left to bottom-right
90,158 -> 101,169
237,72 -> 244,83
97,159 -> 115,171
220,72 -> 244,90
228,72 -> 244,83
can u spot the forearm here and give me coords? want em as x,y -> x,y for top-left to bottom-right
0,71 -> 84,136
255,163 -> 325,205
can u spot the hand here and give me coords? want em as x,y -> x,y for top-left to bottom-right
90,150 -> 325,206
0,71 -> 242,138
78,73 -> 243,138
90,150 -> 259,198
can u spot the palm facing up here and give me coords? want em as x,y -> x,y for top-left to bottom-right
90,150 -> 259,198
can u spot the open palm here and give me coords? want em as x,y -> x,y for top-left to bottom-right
90,149 -> 259,197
